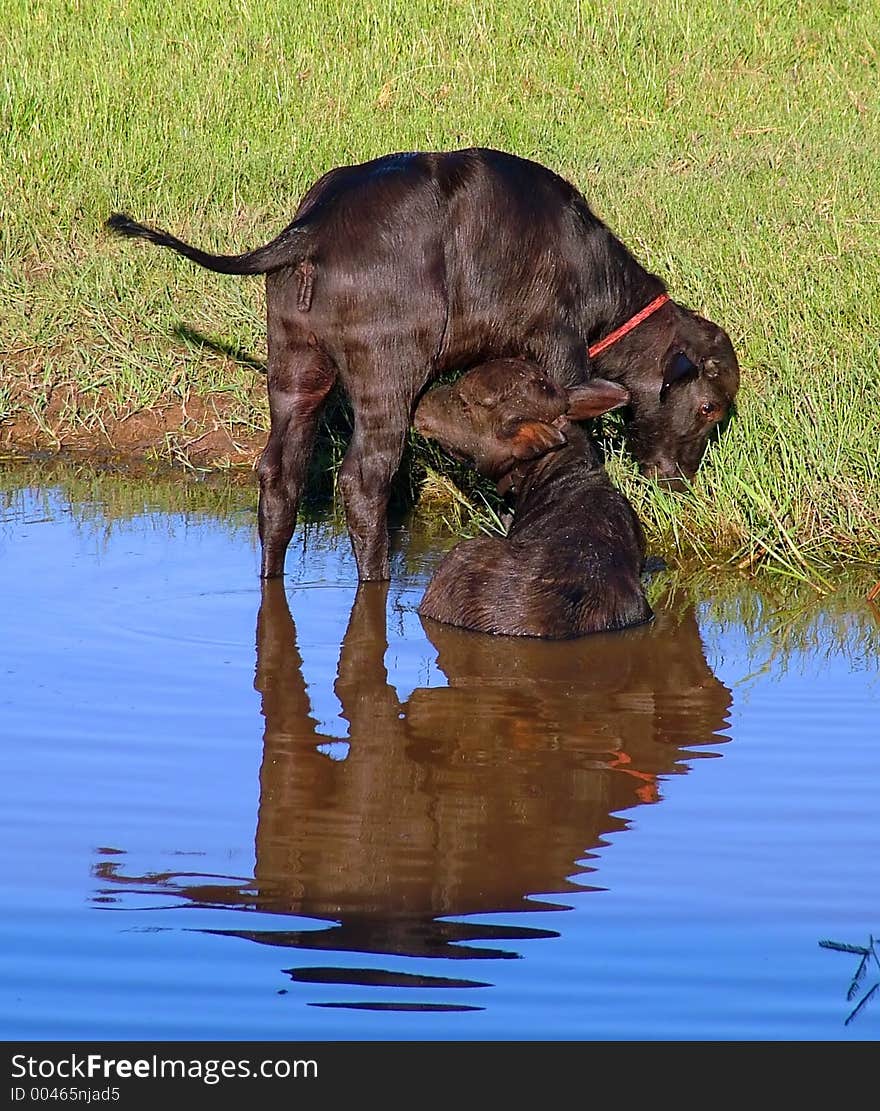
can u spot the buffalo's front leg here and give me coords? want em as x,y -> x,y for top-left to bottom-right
338,379 -> 413,582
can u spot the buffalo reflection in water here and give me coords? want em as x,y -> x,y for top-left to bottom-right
94,579 -> 732,1006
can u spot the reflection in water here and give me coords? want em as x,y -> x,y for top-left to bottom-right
94,580 -> 732,1009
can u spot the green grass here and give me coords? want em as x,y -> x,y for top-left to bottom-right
2,0 -> 879,586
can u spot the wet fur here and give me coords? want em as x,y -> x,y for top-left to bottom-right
416,359 -> 652,639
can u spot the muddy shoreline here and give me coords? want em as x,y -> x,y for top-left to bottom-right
0,392 -> 266,474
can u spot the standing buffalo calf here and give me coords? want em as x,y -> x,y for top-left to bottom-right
106,147 -> 740,581
415,359 -> 652,639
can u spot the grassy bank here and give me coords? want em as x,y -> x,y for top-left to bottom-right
2,0 -> 879,585
3,456 -> 878,666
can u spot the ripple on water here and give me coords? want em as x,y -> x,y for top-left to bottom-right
0,476 -> 878,1039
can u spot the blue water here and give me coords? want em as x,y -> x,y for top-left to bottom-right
0,475 -> 877,1040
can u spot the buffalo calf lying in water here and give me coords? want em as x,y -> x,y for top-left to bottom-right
414,359 -> 653,639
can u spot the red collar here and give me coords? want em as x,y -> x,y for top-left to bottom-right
587,293 -> 670,359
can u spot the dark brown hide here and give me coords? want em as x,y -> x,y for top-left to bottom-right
107,148 -> 739,580
415,359 -> 652,638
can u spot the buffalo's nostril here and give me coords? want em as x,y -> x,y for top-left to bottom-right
639,461 -> 690,490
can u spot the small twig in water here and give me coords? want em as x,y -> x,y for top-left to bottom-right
845,983 -> 878,1027
847,951 -> 869,1002
820,935 -> 880,1026
819,939 -> 870,956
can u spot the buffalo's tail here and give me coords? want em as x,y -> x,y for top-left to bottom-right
105,212 -> 309,275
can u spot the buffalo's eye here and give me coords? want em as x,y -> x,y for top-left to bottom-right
699,401 -> 721,420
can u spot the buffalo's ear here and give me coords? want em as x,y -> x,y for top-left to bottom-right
565,379 -> 630,420
501,418 -> 567,460
661,352 -> 700,400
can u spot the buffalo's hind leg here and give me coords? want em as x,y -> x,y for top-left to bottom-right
258,344 -> 337,578
338,374 -> 417,582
